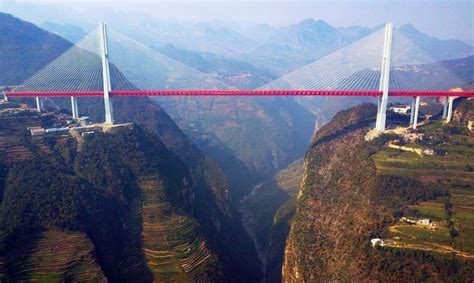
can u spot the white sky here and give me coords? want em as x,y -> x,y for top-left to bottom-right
2,0 -> 473,42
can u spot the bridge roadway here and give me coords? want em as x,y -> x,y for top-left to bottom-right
5,90 -> 474,97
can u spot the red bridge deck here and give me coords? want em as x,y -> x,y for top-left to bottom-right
5,90 -> 474,97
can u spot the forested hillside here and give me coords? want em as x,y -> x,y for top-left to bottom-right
282,102 -> 474,281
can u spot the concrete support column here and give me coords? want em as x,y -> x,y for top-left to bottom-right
71,96 -> 79,119
442,96 -> 449,119
35,97 -> 41,112
447,96 -> 454,122
413,96 -> 420,130
409,96 -> 416,125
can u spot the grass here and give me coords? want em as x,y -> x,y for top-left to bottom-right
374,120 -> 474,259
137,176 -> 214,279
408,200 -> 447,220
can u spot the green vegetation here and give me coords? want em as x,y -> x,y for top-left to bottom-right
371,112 -> 474,275
0,122 -> 230,281
283,103 -> 474,282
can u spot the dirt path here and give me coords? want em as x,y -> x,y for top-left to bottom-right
388,225 -> 474,259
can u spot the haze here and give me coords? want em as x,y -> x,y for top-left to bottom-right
1,0 -> 473,44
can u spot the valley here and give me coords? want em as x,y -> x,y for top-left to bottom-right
0,5 -> 473,282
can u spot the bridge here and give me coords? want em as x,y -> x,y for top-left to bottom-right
4,23 -> 473,132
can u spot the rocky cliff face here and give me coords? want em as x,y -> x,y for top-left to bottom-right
0,112 -> 261,281
452,98 -> 474,131
77,96 -> 263,281
0,121 -> 224,281
282,103 -> 474,282
282,104 -> 385,281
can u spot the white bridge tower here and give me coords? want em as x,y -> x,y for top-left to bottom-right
375,23 -> 393,132
99,22 -> 114,124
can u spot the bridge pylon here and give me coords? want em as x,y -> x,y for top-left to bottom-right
375,23 -> 393,132
99,22 -> 114,124
71,96 -> 79,119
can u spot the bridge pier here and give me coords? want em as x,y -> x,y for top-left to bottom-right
71,96 -> 79,119
442,96 -> 449,119
412,96 -> 420,130
375,23 -> 393,132
409,96 -> 416,125
446,96 -> 454,122
99,22 -> 114,124
35,97 -> 41,112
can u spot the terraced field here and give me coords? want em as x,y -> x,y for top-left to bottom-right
137,176 -> 217,281
0,230 -> 106,281
0,113 -> 40,164
373,120 -> 474,259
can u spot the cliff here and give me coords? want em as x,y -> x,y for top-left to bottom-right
282,103 -> 474,281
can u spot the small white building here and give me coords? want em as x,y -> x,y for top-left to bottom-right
370,238 -> 384,247
423,149 -> 434,156
81,131 -> 95,137
30,127 -> 45,136
390,105 -> 411,114
417,219 -> 432,226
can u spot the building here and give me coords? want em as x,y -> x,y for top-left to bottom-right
370,238 -> 384,247
29,127 -> 45,136
81,131 -> 95,137
402,133 -> 424,143
390,105 -> 411,114
423,149 -> 434,156
401,217 -> 417,224
417,219 -> 432,226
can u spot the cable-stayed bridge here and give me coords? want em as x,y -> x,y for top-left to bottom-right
4,22 -> 473,132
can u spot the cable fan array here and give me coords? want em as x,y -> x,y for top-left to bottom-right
11,23 -> 467,95
260,26 -> 465,92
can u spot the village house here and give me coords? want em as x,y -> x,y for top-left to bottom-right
370,238 -> 384,247
389,105 -> 411,115
402,132 -> 424,143
417,219 -> 432,226
401,217 -> 436,228
28,126 -> 45,136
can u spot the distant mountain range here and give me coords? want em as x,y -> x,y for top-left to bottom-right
399,24 -> 473,61
247,19 -> 377,74
246,19 -> 472,75
156,44 -> 276,89
0,13 -> 71,86
40,21 -> 87,43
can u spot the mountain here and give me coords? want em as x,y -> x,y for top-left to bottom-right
0,13 -> 262,281
40,21 -> 87,43
157,44 -> 276,89
399,24 -> 474,61
438,55 -> 474,85
247,19 -> 375,74
0,118 -> 223,281
112,19 -> 258,58
282,103 -> 474,281
0,12 -> 72,86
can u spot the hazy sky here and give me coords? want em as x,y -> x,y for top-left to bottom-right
2,0 -> 473,42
